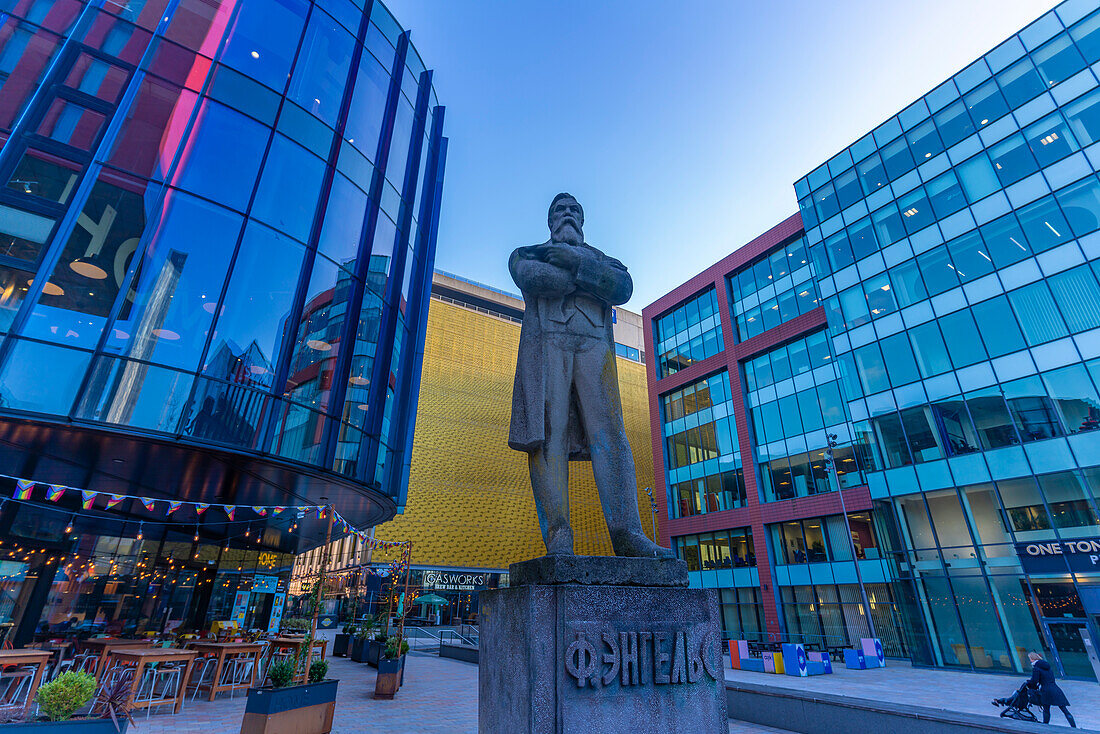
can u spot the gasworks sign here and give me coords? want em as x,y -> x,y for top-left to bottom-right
1016,538 -> 1100,573
422,571 -> 487,590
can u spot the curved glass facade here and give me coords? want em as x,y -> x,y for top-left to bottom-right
0,0 -> 447,514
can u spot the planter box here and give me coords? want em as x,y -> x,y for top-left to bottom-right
6,719 -> 128,733
349,638 -> 368,662
333,634 -> 350,657
373,656 -> 404,700
242,679 -> 338,734
366,640 -> 384,668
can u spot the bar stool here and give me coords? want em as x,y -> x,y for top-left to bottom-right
186,655 -> 218,701
0,666 -> 38,707
220,654 -> 254,699
136,663 -> 184,718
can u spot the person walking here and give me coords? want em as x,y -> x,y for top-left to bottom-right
1026,651 -> 1076,727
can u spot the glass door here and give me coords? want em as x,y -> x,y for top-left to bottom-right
1043,619 -> 1094,680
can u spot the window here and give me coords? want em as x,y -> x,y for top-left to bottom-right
1004,375 -> 1063,442
880,332 -> 920,387
971,296 -> 1026,357
1026,113 -> 1078,167
251,135 -> 325,243
170,100 -> 268,212
872,203 -> 906,246
1042,364 -> 1100,435
964,80 -> 1008,128
956,153 -> 999,202
909,321 -> 952,378
856,153 -> 887,195
853,343 -> 890,395
989,133 -> 1038,186
900,406 -> 943,463
889,259 -> 928,307
939,309 -> 986,368
899,188 -> 934,233
1008,281 -> 1069,346
997,57 -> 1046,108
1017,195 -> 1071,254
881,137 -> 915,180
1055,176 -> 1100,238
934,100 -> 975,147
1048,264 -> 1100,334
220,0 -> 309,91
966,388 -> 1020,449
979,212 -> 1031,268
864,273 -> 896,318
916,247 -> 958,296
1031,34 -> 1086,87
926,171 -> 966,218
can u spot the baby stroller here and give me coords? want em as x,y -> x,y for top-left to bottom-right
992,683 -> 1039,722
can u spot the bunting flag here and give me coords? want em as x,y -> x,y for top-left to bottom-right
316,506 -> 325,520
251,506 -> 267,516
167,501 -> 182,515
141,498 -> 156,512
272,507 -> 285,515
14,479 -> 34,500
81,490 -> 97,510
195,503 -> 210,516
46,485 -> 65,502
224,506 -> 235,520
105,494 -> 125,509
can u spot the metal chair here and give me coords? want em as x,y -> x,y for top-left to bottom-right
219,653 -> 255,699
186,655 -> 218,701
135,662 -> 184,718
0,666 -> 38,707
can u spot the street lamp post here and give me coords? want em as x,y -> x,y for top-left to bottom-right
642,487 -> 659,541
824,433 -> 878,640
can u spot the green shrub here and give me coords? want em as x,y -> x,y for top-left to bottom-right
36,671 -> 96,721
268,659 -> 296,688
383,638 -> 409,659
308,659 -> 329,683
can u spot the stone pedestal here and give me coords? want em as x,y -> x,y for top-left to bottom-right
478,556 -> 728,734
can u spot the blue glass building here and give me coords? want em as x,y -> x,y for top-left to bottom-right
0,0 -> 445,641
647,0 -> 1100,680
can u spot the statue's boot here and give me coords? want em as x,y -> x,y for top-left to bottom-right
545,525 -> 574,555
610,528 -> 675,558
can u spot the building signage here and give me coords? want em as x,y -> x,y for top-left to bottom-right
231,590 -> 249,627
253,575 -> 278,594
563,629 -> 722,688
1015,539 -> 1100,573
268,592 -> 285,633
422,570 -> 486,591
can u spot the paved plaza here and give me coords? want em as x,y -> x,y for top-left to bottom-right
724,657 -> 1100,730
133,652 -> 791,734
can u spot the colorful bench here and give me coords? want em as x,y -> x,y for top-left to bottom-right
728,640 -> 832,676
844,638 -> 886,669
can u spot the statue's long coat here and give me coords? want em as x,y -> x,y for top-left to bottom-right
507,241 -> 633,460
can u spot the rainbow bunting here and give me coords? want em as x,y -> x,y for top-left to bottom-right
14,479 -> 34,500
272,507 -> 285,515
195,503 -> 210,516
316,506 -> 325,520
167,501 -> 182,515
251,506 -> 267,516
105,494 -> 125,509
81,490 -> 97,510
141,498 -> 156,512
46,485 -> 65,502
224,506 -> 235,520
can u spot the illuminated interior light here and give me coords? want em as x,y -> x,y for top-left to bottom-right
1009,236 -> 1026,251
924,152 -> 931,158
902,208 -> 919,217
251,51 -> 260,59
1040,132 -> 1059,145
978,250 -> 992,262
980,119 -> 989,125
307,339 -> 332,351
70,258 -> 108,279
1045,221 -> 1061,237
153,328 -> 180,340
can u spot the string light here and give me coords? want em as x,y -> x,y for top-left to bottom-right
136,522 -> 143,541
64,514 -> 74,534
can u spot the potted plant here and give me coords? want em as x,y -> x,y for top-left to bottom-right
373,638 -> 408,700
367,631 -> 387,668
242,656 -> 338,734
350,627 -> 372,663
1,670 -> 129,732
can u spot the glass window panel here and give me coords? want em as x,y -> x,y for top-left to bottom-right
797,387 -> 824,434
834,169 -> 861,209
899,188 -> 934,233
204,220 -> 305,382
889,259 -> 928,307
934,99 -> 976,147
996,56 -> 1046,108
872,203 -> 906,245
1048,264 -> 1100,334
769,248 -> 789,281
105,191 -> 242,370
846,218 -> 877,261
1032,34 -> 1086,87
967,387 -> 1020,449
760,298 -> 780,331
909,321 -> 952,377
770,344 -> 792,382
0,20 -> 64,131
816,381 -> 846,426
900,406 -> 944,463
813,182 -> 839,221
939,308 -> 987,368
779,393 -> 803,438
219,0 -> 308,91
864,273 -> 896,318
35,99 -> 106,150
0,339 -> 90,414
879,331 -> 920,387
1055,176 -> 1100,238
989,133 -> 1038,186
875,412 -> 912,468
881,137 -> 915,180
77,356 -> 192,432
971,296 -> 1026,357
1026,112 -> 1079,167
839,284 -> 870,328
104,76 -> 199,180
997,476 -> 1051,532
251,135 -> 325,243
925,488 -> 973,545
927,171 -> 966,218
916,246 -> 959,296
5,148 -> 81,204
825,230 -> 853,271
956,153 -> 999,202
385,98 -> 416,192
803,520 -> 827,562
23,178 -> 147,349
934,398 -> 982,456
1039,471 -> 1100,528
1071,10 -> 1100,63
1005,375 -> 1063,441
907,119 -> 943,161
1063,87 -> 1100,145
856,152 -> 887,195
317,174 -> 367,268
62,53 -> 129,103
1044,364 -> 1100,436
965,79 -> 1009,127
170,99 -> 268,212
1008,281 -> 1069,346
979,212 -> 1032,268
288,9 -> 354,126
282,254 -> 348,413
0,204 -> 52,265
0,264 -> 33,332
854,343 -> 890,395
946,231 -> 994,283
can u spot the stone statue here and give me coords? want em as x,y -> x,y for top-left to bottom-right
508,193 -> 672,558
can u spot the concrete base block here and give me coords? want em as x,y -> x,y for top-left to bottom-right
478,583 -> 727,733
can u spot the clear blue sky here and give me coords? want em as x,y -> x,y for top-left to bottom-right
387,0 -> 1058,310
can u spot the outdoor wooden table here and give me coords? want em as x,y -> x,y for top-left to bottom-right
186,642 -> 263,701
107,647 -> 197,715
0,650 -> 51,712
78,637 -> 152,677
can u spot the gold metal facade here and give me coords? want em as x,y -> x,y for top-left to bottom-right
372,298 -> 656,570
